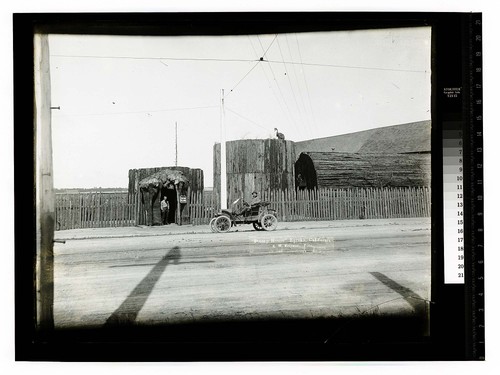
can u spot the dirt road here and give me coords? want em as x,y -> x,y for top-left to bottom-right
53,218 -> 431,331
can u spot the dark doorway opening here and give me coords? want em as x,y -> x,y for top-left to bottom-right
162,184 -> 177,224
294,153 -> 318,190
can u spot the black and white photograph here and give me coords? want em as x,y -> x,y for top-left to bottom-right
9,8 -> 494,367
35,18 -> 434,350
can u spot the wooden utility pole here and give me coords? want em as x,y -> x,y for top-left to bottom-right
34,33 -> 55,331
220,89 -> 227,209
175,121 -> 178,166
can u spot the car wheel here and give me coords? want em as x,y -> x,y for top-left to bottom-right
253,222 -> 264,231
209,217 -> 218,232
261,214 -> 278,231
215,215 -> 231,233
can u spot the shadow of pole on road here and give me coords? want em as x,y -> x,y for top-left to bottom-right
104,246 -> 181,327
369,271 -> 430,336
369,271 -> 428,316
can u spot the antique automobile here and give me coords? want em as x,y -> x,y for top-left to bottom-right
209,197 -> 278,233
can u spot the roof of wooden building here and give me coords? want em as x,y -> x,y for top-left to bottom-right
294,120 -> 431,156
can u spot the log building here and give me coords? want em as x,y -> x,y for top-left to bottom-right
295,152 -> 431,189
294,121 -> 431,190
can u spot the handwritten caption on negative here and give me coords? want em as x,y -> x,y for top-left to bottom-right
252,237 -> 334,251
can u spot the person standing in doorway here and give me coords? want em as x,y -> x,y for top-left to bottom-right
161,196 -> 170,225
297,173 -> 307,191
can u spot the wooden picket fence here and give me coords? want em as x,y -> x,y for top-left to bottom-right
189,186 -> 431,225
55,186 -> 431,230
189,190 -> 221,225
55,192 -> 136,231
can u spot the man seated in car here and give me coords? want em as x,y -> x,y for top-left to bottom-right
239,191 -> 261,216
250,191 -> 261,206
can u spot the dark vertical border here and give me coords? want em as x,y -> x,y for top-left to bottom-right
431,13 -> 476,361
466,12 -> 484,360
13,14 -> 37,360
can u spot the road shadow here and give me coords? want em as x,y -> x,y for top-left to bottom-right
369,271 -> 430,336
104,246 -> 182,327
324,271 -> 430,343
369,271 -> 428,316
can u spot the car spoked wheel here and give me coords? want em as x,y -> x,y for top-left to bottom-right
253,222 -> 264,231
209,217 -> 218,233
261,214 -> 277,231
215,216 -> 231,233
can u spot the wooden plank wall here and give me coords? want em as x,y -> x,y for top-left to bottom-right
214,139 -> 296,206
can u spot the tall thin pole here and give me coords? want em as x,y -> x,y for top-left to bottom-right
220,89 -> 227,209
175,121 -> 178,166
34,33 -> 55,331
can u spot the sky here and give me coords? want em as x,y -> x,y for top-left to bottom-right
49,26 -> 431,188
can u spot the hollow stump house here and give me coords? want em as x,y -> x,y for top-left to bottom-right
128,166 -> 204,225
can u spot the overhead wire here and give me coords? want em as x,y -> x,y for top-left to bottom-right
261,34 -> 279,57
295,33 -> 318,131
285,33 -> 311,135
50,53 -> 429,73
52,36 -> 429,138
51,54 -> 257,63
257,35 -> 300,132
54,105 -> 219,117
226,34 -> 280,99
225,107 -> 269,131
247,35 -> 293,131
277,35 -> 308,137
264,59 -> 430,73
226,60 -> 261,97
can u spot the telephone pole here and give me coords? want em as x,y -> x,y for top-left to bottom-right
220,89 -> 227,209
175,121 -> 178,166
34,33 -> 55,331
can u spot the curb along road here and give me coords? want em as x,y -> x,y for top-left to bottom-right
54,218 -> 431,241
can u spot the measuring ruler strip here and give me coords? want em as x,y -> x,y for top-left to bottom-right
443,123 -> 465,284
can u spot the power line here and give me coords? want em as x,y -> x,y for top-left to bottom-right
276,35 -> 307,136
295,33 -> 318,131
227,60 -> 261,96
50,54 -> 258,63
256,37 -> 266,57
226,35 -> 278,98
248,36 -> 293,131
225,107 -> 269,131
265,59 -> 430,74
54,105 -> 219,117
258,35 -> 300,132
262,34 -> 278,57
285,33 -> 311,136
50,54 -> 429,73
